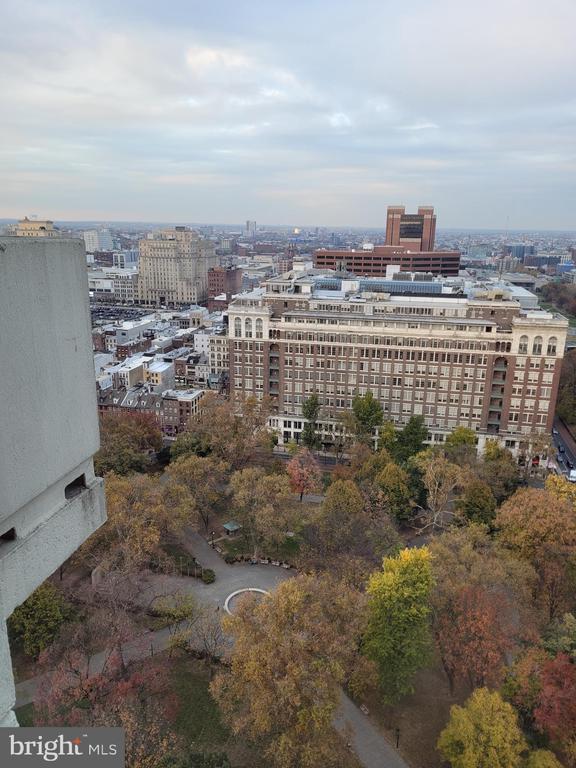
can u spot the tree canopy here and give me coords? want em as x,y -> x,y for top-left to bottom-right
95,411 -> 163,475
8,583 -> 75,658
437,688 -> 527,768
211,574 -> 371,768
350,391 -> 383,443
363,548 -> 433,701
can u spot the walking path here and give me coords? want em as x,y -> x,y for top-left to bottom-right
335,693 -> 410,768
15,531 -> 410,767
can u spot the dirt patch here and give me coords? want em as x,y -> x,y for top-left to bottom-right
360,661 -> 471,768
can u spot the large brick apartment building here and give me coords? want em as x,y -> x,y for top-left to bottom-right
227,270 -> 567,453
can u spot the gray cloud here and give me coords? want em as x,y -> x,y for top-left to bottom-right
1,0 -> 575,227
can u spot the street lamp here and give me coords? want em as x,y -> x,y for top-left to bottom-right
211,530 -> 215,547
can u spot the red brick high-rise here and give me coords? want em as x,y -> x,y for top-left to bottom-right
385,206 -> 436,251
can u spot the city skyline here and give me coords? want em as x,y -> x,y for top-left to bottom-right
1,0 -> 575,229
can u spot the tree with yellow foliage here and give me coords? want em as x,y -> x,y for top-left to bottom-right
363,548 -> 433,701
211,574 -> 371,768
79,472 -> 189,571
437,688 -> 526,768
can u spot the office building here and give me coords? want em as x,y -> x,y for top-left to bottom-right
84,229 -> 114,253
0,237 -> 106,726
313,244 -> 460,276
137,227 -> 217,307
228,269 -> 567,452
385,206 -> 436,251
113,249 -> 139,269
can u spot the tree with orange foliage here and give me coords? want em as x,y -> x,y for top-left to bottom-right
436,584 -> 515,691
534,653 -> 576,762
496,488 -> 576,620
429,525 -> 535,693
95,411 -> 162,475
286,448 -> 322,501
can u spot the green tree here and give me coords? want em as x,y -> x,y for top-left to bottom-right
544,613 -> 576,661
445,426 -> 477,464
351,392 -> 383,444
457,479 -> 497,525
8,583 -> 74,658
301,393 -> 321,450
377,421 -> 398,456
394,416 -> 429,464
437,688 -> 527,768
170,430 -> 212,460
445,426 -> 477,450
363,548 -> 433,701
376,463 -> 413,522
479,440 -> 520,503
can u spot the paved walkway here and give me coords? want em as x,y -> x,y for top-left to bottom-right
15,531 -> 410,768
335,693 -> 410,768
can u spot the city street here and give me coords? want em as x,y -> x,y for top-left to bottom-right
553,418 -> 576,477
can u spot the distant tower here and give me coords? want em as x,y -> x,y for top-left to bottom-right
245,220 -> 257,238
385,206 -> 436,251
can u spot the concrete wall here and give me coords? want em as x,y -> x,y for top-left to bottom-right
0,237 -> 106,726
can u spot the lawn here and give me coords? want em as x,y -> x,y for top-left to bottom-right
221,534 -> 300,562
171,657 -> 266,767
172,658 -> 229,746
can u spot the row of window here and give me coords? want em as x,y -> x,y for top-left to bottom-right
234,317 -> 264,338
518,335 -> 557,355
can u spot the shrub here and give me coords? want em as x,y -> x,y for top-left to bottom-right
8,583 -> 75,658
201,569 -> 216,584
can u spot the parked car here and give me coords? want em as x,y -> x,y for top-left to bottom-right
566,459 -> 574,470
570,469 -> 576,483
552,428 -> 559,436
559,445 -> 566,453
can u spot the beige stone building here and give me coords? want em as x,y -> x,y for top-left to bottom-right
227,270 -> 568,453
137,227 -> 217,306
14,217 -> 60,237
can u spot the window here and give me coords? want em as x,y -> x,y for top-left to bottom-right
547,337 -> 557,356
518,335 -> 528,354
245,318 -> 253,338
255,318 -> 263,339
532,336 -> 542,355
234,318 -> 242,338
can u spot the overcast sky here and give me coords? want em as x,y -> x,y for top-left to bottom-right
1,0 -> 575,229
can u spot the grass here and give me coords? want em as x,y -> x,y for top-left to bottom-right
15,703 -> 35,726
162,539 -> 199,574
221,534 -> 300,561
172,658 -> 229,747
